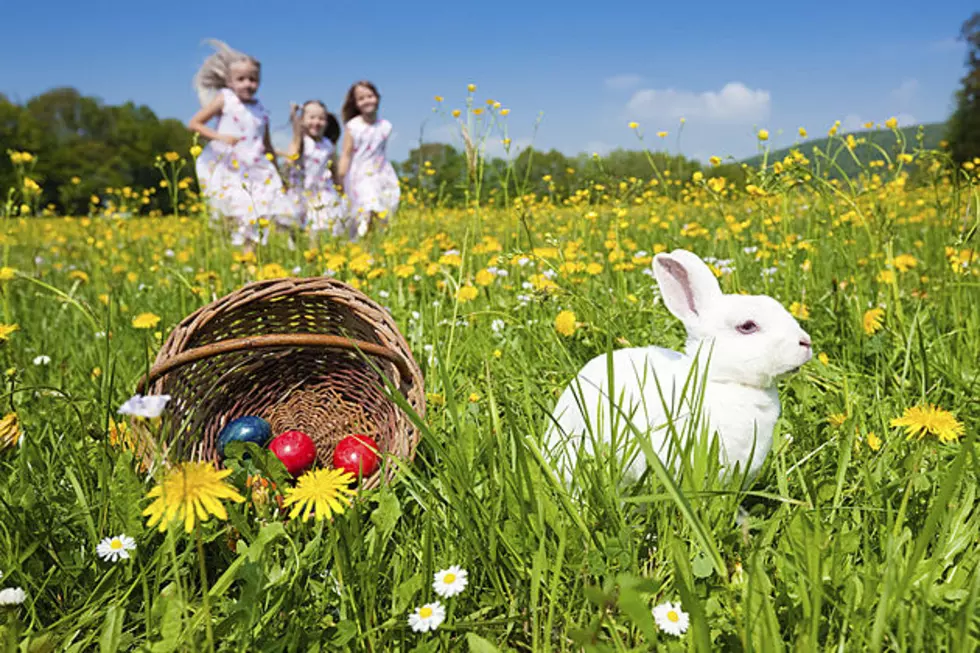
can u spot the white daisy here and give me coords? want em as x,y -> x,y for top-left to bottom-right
117,394 -> 171,419
407,601 -> 445,633
96,534 -> 136,562
652,600 -> 689,637
0,587 -> 26,606
432,565 -> 468,598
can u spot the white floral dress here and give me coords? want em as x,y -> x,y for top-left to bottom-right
344,115 -> 400,238
284,135 -> 347,237
194,88 -> 297,245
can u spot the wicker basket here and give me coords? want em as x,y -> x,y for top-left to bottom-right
131,277 -> 425,489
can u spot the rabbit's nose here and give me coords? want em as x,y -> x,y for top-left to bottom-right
799,337 -> 812,349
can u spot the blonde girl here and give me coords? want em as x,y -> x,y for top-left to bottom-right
188,39 -> 296,248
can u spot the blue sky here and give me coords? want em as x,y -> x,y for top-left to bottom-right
0,0 -> 973,164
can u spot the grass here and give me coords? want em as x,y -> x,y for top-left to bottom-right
0,102 -> 978,652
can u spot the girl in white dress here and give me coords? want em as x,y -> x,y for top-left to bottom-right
188,39 -> 296,249
282,100 -> 347,243
336,80 -> 401,240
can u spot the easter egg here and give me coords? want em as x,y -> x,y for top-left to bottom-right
333,434 -> 380,480
269,430 -> 317,476
217,416 -> 272,458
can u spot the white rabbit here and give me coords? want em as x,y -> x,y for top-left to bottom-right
544,248 -> 812,486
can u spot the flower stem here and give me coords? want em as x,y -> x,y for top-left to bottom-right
195,525 -> 215,653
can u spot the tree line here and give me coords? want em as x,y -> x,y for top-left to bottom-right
947,12 -> 980,166
1,88 -> 194,216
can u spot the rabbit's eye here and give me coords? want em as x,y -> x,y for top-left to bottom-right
736,320 -> 759,334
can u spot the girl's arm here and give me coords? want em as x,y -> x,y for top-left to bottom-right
286,103 -> 304,159
188,94 -> 239,146
336,129 -> 353,181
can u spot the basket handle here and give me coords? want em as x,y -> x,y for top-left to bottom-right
135,334 -> 415,394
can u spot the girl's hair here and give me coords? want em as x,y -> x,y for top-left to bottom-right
341,80 -> 381,124
300,100 -> 341,145
192,39 -> 261,106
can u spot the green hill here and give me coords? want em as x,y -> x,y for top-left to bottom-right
741,122 -> 947,178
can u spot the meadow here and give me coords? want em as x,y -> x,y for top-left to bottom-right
0,100 -> 978,652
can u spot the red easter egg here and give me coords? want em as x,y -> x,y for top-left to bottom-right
269,430 -> 317,476
333,434 -> 380,480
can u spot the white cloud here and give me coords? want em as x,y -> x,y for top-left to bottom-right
626,82 -> 771,124
890,79 -> 919,106
604,74 -> 643,90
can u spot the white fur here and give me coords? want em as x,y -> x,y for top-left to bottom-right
544,249 -> 812,485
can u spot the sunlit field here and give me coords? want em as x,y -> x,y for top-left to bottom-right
1,100 -> 978,651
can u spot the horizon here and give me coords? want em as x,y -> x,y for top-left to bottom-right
0,0 -> 973,165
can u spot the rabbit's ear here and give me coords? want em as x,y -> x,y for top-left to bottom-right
653,249 -> 722,327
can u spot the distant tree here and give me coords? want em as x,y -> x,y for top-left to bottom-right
1,87 -> 194,215
399,142 -> 469,206
947,13 -> 980,165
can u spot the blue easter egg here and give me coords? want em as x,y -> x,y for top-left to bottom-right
217,416 -> 273,458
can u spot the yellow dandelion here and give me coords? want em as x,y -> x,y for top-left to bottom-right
891,404 -> 965,443
257,262 -> 289,280
467,83 -> 476,92
426,393 -> 445,407
828,413 -> 847,427
789,302 -> 810,320
142,462 -> 245,533
866,432 -> 882,451
0,267 -> 16,281
131,312 -> 161,329
555,310 -> 577,337
394,263 -> 415,279
757,129 -> 769,141
885,117 -> 898,130
282,467 -> 356,523
474,269 -> 495,286
190,145 -> 203,158
628,121 -> 639,130
893,254 -> 917,272
657,131 -> 668,138
798,127 -> 808,138
164,151 -> 180,163
451,109 -> 461,118
0,413 -> 21,450
468,392 -> 481,403
862,308 -> 884,335
434,95 -> 444,102
0,324 -> 19,341
456,285 -> 479,303
877,269 -> 896,284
